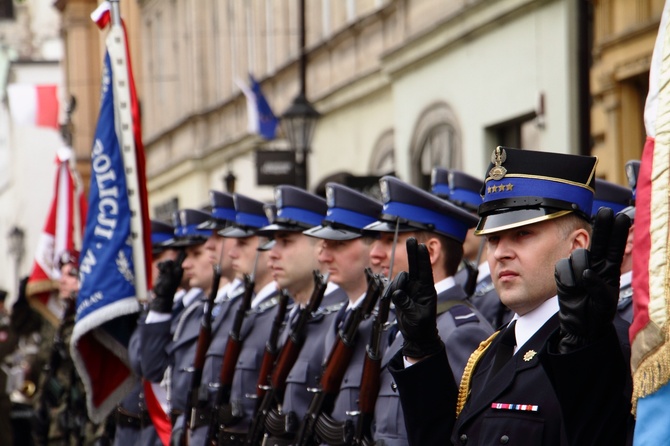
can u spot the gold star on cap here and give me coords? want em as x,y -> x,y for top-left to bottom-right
523,350 -> 537,362
489,146 -> 508,181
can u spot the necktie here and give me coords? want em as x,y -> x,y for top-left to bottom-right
490,320 -> 516,376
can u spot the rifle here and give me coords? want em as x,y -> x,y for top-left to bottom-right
205,272 -> 255,444
353,272 -> 390,445
35,295 -> 77,446
246,270 -> 329,445
182,263 -> 221,445
254,289 -> 290,404
296,268 -> 382,446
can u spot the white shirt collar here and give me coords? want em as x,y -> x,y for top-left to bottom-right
346,292 -> 366,311
434,276 -> 456,295
324,281 -> 339,295
620,270 -> 632,288
251,281 -> 279,309
182,287 -> 202,307
512,295 -> 559,354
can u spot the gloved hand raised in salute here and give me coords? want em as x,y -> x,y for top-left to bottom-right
554,207 -> 631,354
389,237 -> 443,359
150,250 -> 186,313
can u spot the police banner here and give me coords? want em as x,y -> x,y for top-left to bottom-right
631,1 -> 670,443
70,1 -> 152,423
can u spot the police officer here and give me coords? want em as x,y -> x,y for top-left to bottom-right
301,183 -> 383,437
365,176 -> 493,445
118,219 -> 178,446
203,193 -> 279,444
388,147 -> 633,445
138,209 -> 212,441
433,167 -> 512,328
256,185 -> 347,444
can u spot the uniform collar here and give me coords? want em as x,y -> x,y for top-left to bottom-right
251,281 -> 278,309
512,295 -> 559,354
478,261 -> 491,280
182,287 -> 203,307
620,270 -> 632,288
434,276 -> 456,295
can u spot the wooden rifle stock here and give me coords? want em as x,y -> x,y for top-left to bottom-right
205,273 -> 254,444
246,271 -> 328,445
183,264 -> 221,444
297,269 -> 382,446
354,273 -> 389,444
255,289 -> 290,402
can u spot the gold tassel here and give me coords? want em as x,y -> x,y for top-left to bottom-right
456,331 -> 499,417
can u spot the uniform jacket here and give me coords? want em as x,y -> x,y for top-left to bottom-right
389,314 -> 632,446
373,283 -> 493,446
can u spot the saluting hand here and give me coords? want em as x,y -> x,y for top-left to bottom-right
554,207 -> 631,353
150,251 -> 186,313
390,237 -> 443,359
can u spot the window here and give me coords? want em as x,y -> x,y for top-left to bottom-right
369,129 -> 395,176
0,0 -> 14,20
487,111 -> 539,150
410,102 -> 461,190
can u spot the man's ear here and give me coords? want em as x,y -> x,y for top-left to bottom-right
424,237 -> 442,267
572,228 -> 590,250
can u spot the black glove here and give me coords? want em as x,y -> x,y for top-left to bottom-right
390,237 -> 443,359
150,252 -> 185,313
555,207 -> 631,353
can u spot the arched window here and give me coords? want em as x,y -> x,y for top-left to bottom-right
369,129 -> 395,176
410,102 -> 461,190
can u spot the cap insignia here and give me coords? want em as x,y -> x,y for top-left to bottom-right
326,186 -> 335,207
489,147 -> 508,181
380,179 -> 390,203
487,183 -> 514,194
274,188 -> 283,209
523,350 -> 537,362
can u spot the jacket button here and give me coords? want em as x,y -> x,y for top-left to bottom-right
460,434 -> 468,444
391,382 -> 398,392
500,435 -> 509,444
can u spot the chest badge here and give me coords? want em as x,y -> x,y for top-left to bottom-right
523,350 -> 537,362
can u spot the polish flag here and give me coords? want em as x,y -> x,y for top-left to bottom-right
7,84 -> 60,129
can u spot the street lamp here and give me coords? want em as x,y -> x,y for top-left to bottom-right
281,93 -> 320,190
281,0 -> 320,191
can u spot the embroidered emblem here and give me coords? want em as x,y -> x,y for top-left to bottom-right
489,146 -> 508,180
523,350 -> 537,361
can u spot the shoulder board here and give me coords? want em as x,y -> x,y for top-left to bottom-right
437,301 -> 480,327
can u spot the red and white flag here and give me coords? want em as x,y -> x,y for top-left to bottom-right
26,147 -> 87,326
7,84 -> 60,129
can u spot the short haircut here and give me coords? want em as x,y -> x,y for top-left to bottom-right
414,231 -> 463,277
555,212 -> 592,240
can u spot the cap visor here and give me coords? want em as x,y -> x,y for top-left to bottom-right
256,222 -> 306,237
219,226 -> 256,238
303,225 -> 361,241
362,220 -> 415,233
258,239 -> 276,251
197,219 -> 228,230
475,209 -> 573,236
166,236 -> 208,248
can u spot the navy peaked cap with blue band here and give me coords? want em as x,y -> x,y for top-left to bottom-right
198,190 -> 235,230
475,146 -> 597,235
592,179 -> 632,217
256,185 -> 327,236
432,167 -> 484,212
304,183 -> 383,241
219,194 -> 270,238
363,176 -> 477,243
170,208 -> 211,247
151,219 -> 175,249
431,167 -> 451,198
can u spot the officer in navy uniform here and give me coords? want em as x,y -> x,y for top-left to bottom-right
365,176 -> 493,446
433,167 -> 512,329
256,185 -> 348,445
388,147 -> 633,445
177,193 -> 244,444
301,183 -> 384,437
188,194 -> 278,445
119,219 -> 178,446
137,209 -> 212,439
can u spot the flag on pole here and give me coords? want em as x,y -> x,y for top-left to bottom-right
7,84 -> 60,129
237,74 -> 279,140
630,1 -> 670,443
69,1 -> 152,423
26,146 -> 87,326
